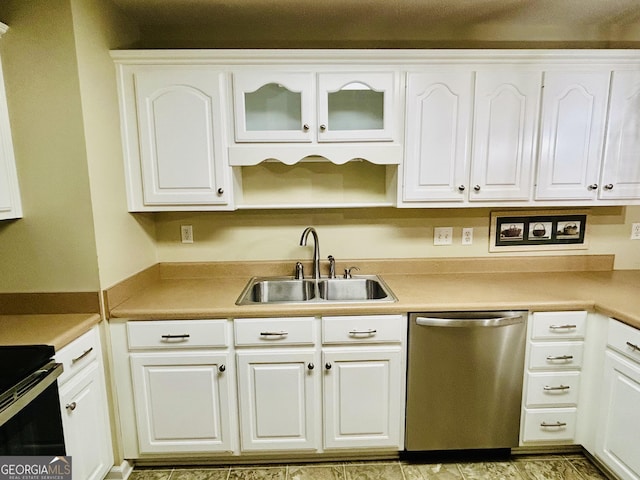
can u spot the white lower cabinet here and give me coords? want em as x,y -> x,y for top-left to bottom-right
236,350 -> 319,452
130,352 -> 233,453
56,326 -> 113,480
520,311 -> 586,446
596,319 -> 640,480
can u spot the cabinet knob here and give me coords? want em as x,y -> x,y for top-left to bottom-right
325,362 -> 332,370
473,185 -> 481,192
588,184 -> 598,190
303,124 -> 310,131
604,184 -> 614,190
458,185 -> 465,192
218,364 -> 226,373
217,188 -> 224,195
307,363 -> 314,370
66,402 -> 77,411
319,124 -> 327,132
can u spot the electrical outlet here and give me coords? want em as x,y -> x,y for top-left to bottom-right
632,223 -> 640,240
434,227 -> 453,245
181,225 -> 193,244
462,227 -> 473,245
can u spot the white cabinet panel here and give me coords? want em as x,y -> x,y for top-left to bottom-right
536,71 -> 610,200
597,350 -> 640,480
403,71 -> 473,202
470,71 -> 540,201
323,347 -> 402,449
130,352 -> 233,453
236,350 -> 318,452
601,70 -> 640,200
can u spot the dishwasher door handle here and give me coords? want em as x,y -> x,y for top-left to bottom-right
415,314 -> 525,328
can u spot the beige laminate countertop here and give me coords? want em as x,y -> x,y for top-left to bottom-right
107,262 -> 640,330
0,313 -> 102,350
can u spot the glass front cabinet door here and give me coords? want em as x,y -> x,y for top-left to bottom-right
232,71 -> 396,143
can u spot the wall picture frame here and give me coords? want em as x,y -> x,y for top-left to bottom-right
490,210 -> 589,252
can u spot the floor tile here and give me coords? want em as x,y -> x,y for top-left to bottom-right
457,461 -> 524,480
343,462 -> 404,480
129,470 -> 173,480
228,466 -> 287,480
171,468 -> 230,480
287,464 -> 345,480
513,458 -> 582,480
565,457 -> 608,480
402,462 -> 464,480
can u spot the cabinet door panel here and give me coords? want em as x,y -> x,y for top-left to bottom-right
236,350 -> 318,452
536,71 -> 610,200
404,72 -> 473,202
597,351 -> 640,480
601,70 -> 640,200
323,347 -> 402,449
470,71 -> 540,201
130,352 -> 233,453
134,68 -> 228,205
59,362 -> 112,480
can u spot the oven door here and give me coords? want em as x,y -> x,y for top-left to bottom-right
0,361 -> 66,455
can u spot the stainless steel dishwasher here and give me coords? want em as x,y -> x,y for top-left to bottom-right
405,311 -> 527,452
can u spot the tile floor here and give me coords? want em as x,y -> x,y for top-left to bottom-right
129,454 -> 608,480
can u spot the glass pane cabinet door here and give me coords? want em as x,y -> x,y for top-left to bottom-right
233,73 -> 314,142
318,72 -> 396,142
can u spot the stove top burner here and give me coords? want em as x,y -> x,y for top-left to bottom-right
0,345 -> 55,393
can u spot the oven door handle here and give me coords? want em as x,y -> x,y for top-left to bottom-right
0,361 -> 63,427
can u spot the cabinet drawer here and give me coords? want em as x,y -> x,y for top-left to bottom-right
127,320 -> 229,349
607,318 -> 640,364
322,315 -> 405,344
521,408 -> 577,443
55,326 -> 100,386
529,342 -> 584,370
526,372 -> 580,407
234,317 -> 315,346
531,311 -> 587,340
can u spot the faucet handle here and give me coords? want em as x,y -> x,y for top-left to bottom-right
344,266 -> 360,279
328,255 -> 336,279
295,262 -> 304,280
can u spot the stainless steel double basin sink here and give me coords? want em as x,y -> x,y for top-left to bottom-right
236,275 -> 397,305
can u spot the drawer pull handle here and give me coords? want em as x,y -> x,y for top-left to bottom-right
549,324 -> 577,331
626,341 -> 640,352
540,421 -> 567,428
260,331 -> 288,337
544,384 -> 570,391
161,334 -> 190,341
546,355 -> 574,361
71,347 -> 94,363
66,402 -> 77,411
348,329 -> 377,335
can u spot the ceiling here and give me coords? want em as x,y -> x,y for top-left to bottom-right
110,0 -> 640,48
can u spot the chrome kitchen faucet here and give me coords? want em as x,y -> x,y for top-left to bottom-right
299,227 -> 320,280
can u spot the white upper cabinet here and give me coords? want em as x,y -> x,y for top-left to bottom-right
600,70 -> 640,200
0,23 -> 22,220
403,69 -> 540,204
536,71 -> 611,201
117,65 -> 232,211
233,71 -> 396,144
470,70 -> 541,202
403,71 -> 473,203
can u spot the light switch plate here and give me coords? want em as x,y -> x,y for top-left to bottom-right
434,227 -> 453,245
632,223 -> 640,240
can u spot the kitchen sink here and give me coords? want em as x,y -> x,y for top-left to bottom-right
236,275 -> 397,305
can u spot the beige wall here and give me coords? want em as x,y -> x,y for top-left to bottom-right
154,205 -> 640,270
69,0 -> 157,289
0,0 -> 100,292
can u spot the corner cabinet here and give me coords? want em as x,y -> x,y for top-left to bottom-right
596,319 -> 640,480
55,326 -> 113,480
0,23 -> 22,220
115,65 -> 233,211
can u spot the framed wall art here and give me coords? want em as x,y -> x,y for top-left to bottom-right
489,210 -> 589,252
